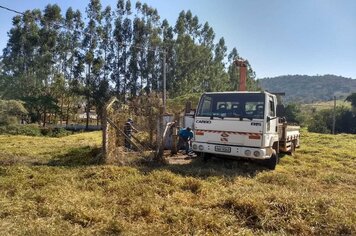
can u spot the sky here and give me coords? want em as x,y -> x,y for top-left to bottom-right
0,0 -> 355,79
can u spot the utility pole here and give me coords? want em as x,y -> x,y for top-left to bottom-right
332,96 -> 336,134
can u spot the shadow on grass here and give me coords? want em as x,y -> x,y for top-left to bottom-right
139,155 -> 268,179
47,146 -> 103,167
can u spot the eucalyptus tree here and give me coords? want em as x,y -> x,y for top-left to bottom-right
82,0 -> 102,129
39,4 -> 62,89
55,7 -> 84,124
37,4 -> 63,125
174,11 -> 217,96
127,1 -> 146,98
113,0 -> 132,101
210,37 -> 228,91
141,4 -> 161,94
161,19 -> 175,94
90,5 -> 114,123
1,10 -> 41,99
227,47 -> 239,90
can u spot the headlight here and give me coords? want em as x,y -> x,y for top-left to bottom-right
253,151 -> 260,157
192,144 -> 198,150
244,150 -> 251,156
198,145 -> 204,151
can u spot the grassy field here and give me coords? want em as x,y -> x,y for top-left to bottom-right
302,99 -> 351,111
0,131 -> 355,235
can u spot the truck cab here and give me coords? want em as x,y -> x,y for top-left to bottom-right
191,91 -> 299,169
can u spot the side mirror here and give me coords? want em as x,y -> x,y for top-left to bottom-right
276,104 -> 285,117
267,116 -> 278,122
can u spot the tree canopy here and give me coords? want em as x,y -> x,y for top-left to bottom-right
0,0 -> 257,127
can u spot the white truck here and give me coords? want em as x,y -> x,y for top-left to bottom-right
191,91 -> 300,169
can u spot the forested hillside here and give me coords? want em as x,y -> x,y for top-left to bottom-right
258,75 -> 356,103
0,0 -> 258,128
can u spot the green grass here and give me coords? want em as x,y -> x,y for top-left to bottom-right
0,131 -> 355,235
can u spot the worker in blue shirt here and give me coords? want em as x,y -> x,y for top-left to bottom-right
178,127 -> 193,155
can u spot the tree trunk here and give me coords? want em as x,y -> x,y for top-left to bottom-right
60,96 -> 64,125
86,66 -> 91,130
43,109 -> 47,127
86,97 -> 90,130
65,102 -> 71,126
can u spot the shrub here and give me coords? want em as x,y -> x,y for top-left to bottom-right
0,125 -> 72,137
0,99 -> 28,125
284,103 -> 306,125
40,127 -> 72,137
308,106 -> 356,134
0,124 -> 42,136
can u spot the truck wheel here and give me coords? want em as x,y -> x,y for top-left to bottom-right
288,142 -> 295,156
198,152 -> 211,162
265,150 -> 278,170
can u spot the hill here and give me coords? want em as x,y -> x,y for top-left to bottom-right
257,75 -> 356,103
0,131 -> 355,235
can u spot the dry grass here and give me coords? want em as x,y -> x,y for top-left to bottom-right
0,130 -> 355,235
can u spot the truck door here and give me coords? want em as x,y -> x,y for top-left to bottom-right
266,95 -> 278,135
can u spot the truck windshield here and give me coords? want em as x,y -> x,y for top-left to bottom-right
196,93 -> 265,119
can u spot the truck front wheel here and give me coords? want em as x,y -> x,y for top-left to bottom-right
265,150 -> 279,170
197,152 -> 211,162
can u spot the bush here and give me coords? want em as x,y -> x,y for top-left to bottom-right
308,106 -> 356,134
40,127 -> 72,137
0,99 -> 28,126
0,124 -> 42,136
0,125 -> 72,137
284,103 -> 306,125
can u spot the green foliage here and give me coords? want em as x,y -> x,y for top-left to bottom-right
0,124 -> 72,137
23,95 -> 60,124
308,106 -> 356,134
167,93 -> 201,113
345,93 -> 356,111
0,124 -> 42,136
284,103 -> 305,125
1,1 -> 257,128
0,100 -> 28,125
40,127 -> 73,137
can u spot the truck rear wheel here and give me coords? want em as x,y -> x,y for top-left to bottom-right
265,150 -> 278,170
288,142 -> 295,156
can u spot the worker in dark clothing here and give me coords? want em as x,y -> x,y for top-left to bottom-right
123,118 -> 137,151
178,127 -> 194,155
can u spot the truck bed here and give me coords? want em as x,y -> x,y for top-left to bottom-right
278,123 -> 300,141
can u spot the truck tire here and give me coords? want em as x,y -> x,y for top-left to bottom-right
288,142 -> 295,156
265,150 -> 278,170
198,152 -> 211,162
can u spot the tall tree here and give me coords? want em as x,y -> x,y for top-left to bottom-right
82,0 -> 102,129
161,19 -> 175,93
112,0 -> 132,102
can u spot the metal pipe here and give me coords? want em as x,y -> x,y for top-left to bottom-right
235,59 -> 247,91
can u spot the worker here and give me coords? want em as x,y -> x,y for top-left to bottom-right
123,118 -> 138,151
178,127 -> 194,155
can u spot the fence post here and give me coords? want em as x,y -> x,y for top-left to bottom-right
102,97 -> 119,163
